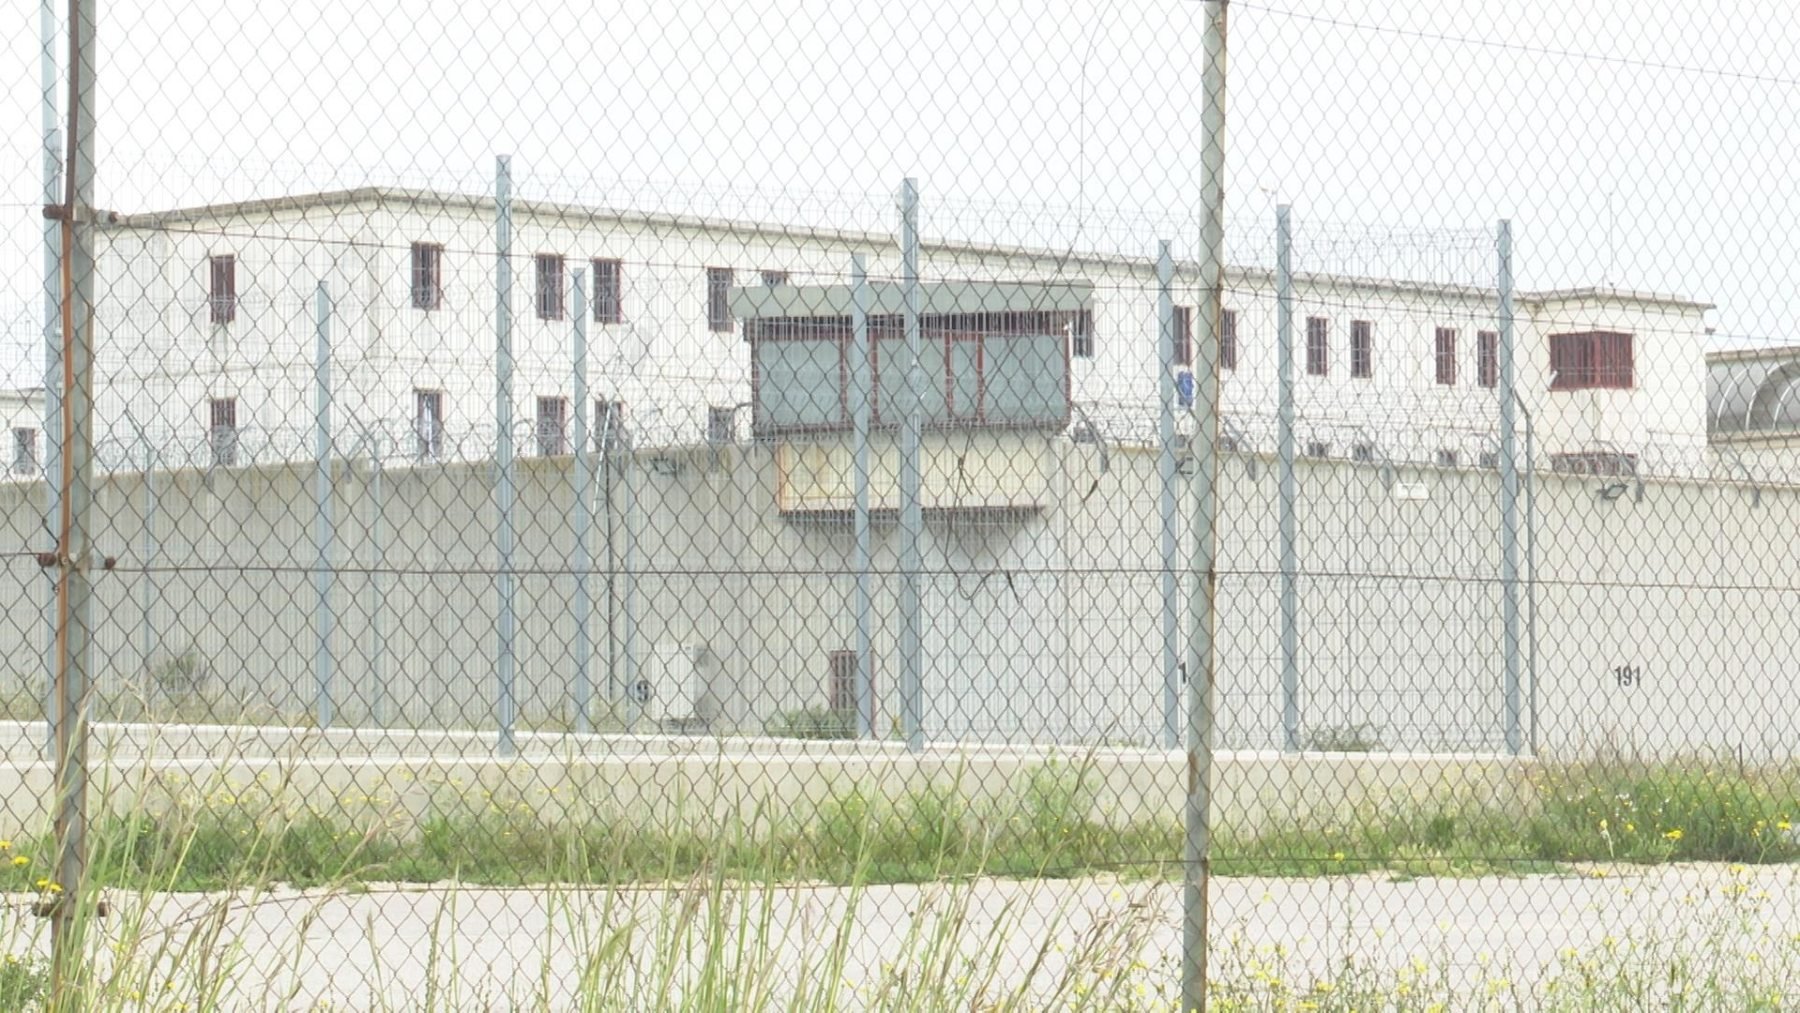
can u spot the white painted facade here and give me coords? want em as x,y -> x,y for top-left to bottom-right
55,188 -> 1711,475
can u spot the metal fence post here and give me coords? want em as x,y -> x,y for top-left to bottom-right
1276,204 -> 1300,753
139,425 -> 154,696
571,268 -> 594,735
1184,1 -> 1230,1010
620,426 -> 640,730
603,416 -> 619,715
39,0 -> 62,752
851,253 -> 875,739
898,177 -> 925,753
494,155 -> 517,756
313,281 -> 335,729
1157,241 -> 1181,750
367,430 -> 389,728
49,0 -> 97,991
1497,220 -> 1524,754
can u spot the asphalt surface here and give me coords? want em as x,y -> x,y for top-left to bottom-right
5,863 -> 1798,1009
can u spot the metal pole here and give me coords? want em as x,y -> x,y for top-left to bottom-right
139,426 -> 153,702
1522,399 -> 1537,755
40,0 -> 63,749
571,269 -> 594,735
1157,241 -> 1180,749
1183,2 -> 1229,1010
898,178 -> 925,754
368,433 -> 388,727
49,0 -> 97,987
312,282 -> 335,729
494,155 -> 517,756
851,253 -> 875,739
1275,205 -> 1300,753
621,429 -> 640,727
603,425 -> 618,709
1497,220 -> 1524,755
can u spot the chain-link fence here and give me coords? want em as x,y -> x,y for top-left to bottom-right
6,1 -> 1800,1009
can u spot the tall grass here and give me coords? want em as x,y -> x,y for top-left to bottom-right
4,756 -> 1797,894
4,753 -> 1800,1007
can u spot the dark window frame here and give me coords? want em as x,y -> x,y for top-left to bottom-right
410,242 -> 443,310
1350,320 -> 1373,379
208,254 -> 236,325
536,395 -> 570,456
1549,331 -> 1635,390
592,258 -> 623,324
1221,308 -> 1238,371
748,311 -> 1076,437
1305,317 -> 1328,376
707,267 -> 735,332
535,254 -> 566,321
1172,305 -> 1193,368
1435,327 -> 1458,386
1477,330 -> 1499,389
827,650 -> 856,714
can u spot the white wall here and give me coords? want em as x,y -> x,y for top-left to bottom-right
0,437 -> 1791,762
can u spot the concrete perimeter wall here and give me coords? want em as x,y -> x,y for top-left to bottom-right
0,437 -> 1790,761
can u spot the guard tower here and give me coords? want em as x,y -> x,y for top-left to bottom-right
731,279 -> 1091,513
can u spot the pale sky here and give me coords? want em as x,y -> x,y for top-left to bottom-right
3,0 -> 1799,380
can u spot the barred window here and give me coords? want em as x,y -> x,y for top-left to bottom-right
1435,327 -> 1457,386
1550,331 -> 1634,390
536,254 -> 566,321
708,267 -> 734,332
208,254 -> 236,324
410,243 -> 443,310
592,258 -> 622,324
1351,320 -> 1373,379
1306,317 -> 1328,376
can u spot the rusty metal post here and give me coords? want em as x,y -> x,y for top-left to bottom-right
48,0 -> 98,996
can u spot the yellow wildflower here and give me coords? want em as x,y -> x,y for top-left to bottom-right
10,855 -> 27,868
1663,828 -> 1683,841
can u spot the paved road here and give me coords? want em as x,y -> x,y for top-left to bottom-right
6,863 -> 1798,1009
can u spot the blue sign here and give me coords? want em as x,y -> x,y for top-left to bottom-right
1176,371 -> 1195,408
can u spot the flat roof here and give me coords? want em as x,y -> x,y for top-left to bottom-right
102,186 -> 1714,311
1706,344 -> 1800,364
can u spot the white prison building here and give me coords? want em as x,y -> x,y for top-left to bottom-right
6,187 -> 1712,475
9,190 -> 1800,757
